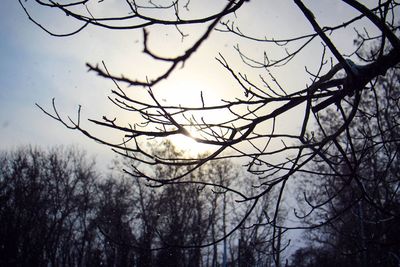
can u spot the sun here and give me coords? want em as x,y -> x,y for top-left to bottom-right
154,75 -> 227,156
168,132 -> 213,157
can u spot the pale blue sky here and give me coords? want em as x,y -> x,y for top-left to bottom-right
0,0 -> 118,167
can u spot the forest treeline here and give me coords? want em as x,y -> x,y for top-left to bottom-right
0,143 -> 282,267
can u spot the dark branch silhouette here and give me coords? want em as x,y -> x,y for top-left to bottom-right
23,0 -> 400,258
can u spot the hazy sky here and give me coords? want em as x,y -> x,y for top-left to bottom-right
0,0 -> 138,167
0,0 -> 377,167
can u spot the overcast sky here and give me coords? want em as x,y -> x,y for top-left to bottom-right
0,0 -> 377,169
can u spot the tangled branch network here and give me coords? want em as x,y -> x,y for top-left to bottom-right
23,0 -> 400,242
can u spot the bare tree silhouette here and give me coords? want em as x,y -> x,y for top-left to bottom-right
22,0 -> 400,252
291,62 -> 400,267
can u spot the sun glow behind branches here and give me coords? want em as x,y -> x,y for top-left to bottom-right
168,132 -> 213,157
155,77 -> 227,156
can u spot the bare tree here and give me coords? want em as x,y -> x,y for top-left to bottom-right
293,58 -> 400,266
94,177 -> 137,266
23,0 -> 400,247
0,146 -> 98,266
113,140 -> 256,266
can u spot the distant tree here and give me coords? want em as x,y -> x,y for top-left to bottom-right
94,177 -> 136,266
0,146 -> 98,266
110,140 -> 281,266
225,173 -> 288,267
23,0 -> 400,255
288,247 -> 339,267
113,140 -> 242,266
